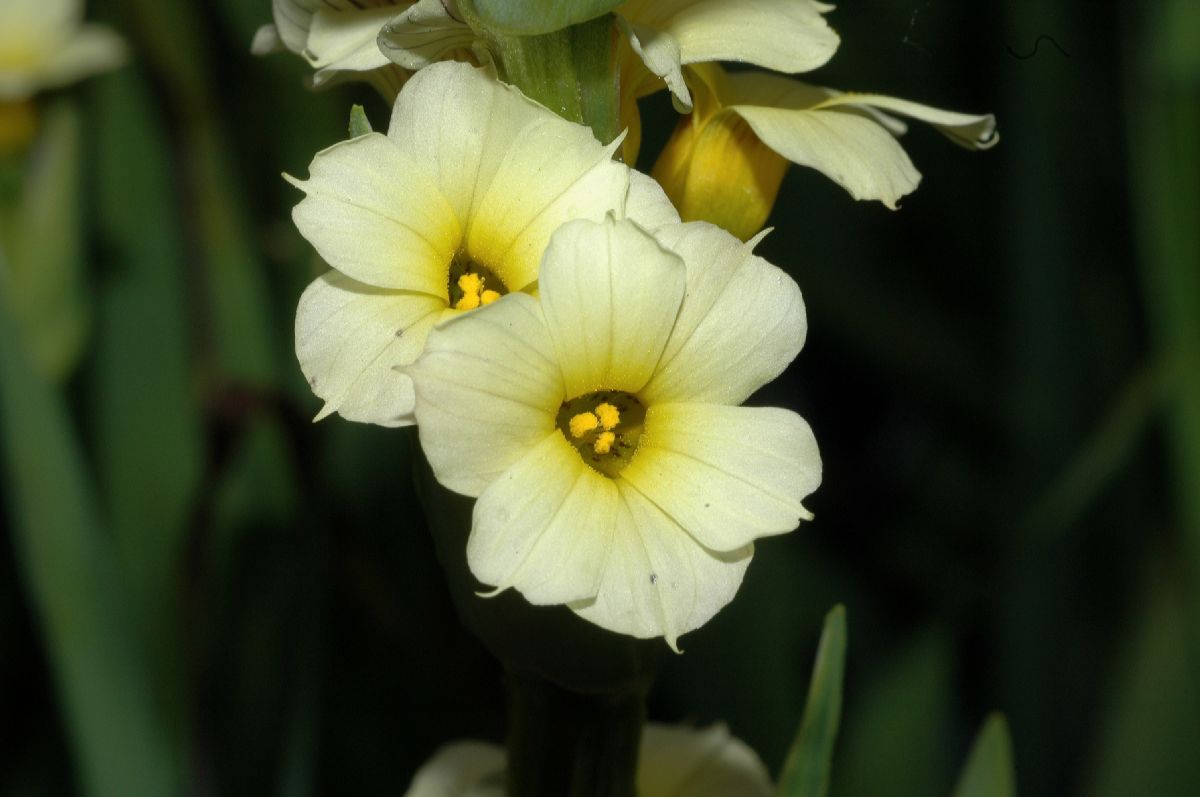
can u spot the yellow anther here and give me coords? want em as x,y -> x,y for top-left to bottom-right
481,289 -> 501,305
569,412 -> 599,438
594,402 -> 620,430
594,431 -> 616,455
457,273 -> 483,295
454,273 -> 484,310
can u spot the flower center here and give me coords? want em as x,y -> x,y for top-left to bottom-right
448,254 -> 507,311
556,391 -> 646,477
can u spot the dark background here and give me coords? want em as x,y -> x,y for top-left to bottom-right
2,0 -> 1198,795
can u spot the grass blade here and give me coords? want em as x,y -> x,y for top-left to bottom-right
775,605 -> 848,797
952,715 -> 1016,797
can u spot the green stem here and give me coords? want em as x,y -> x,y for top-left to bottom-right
507,673 -> 645,797
467,12 -> 620,145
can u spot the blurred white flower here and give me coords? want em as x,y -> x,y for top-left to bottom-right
410,216 -> 819,649
252,0 -> 416,97
0,0 -> 125,101
404,723 -> 773,797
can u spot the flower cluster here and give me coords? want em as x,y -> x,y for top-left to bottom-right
288,61 -> 819,649
277,3 -> 995,649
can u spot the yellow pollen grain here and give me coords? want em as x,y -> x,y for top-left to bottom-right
569,412 -> 599,438
481,289 -> 501,305
594,402 -> 620,430
593,431 -> 616,455
455,292 -> 480,310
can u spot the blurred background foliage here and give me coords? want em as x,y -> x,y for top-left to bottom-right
1,0 -> 1198,795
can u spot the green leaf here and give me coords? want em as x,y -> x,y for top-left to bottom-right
0,282 -> 179,797
833,628 -> 956,797
462,0 -> 624,36
775,605 -> 847,797
1084,569 -> 1200,797
348,104 -> 373,138
1127,0 -> 1200,566
90,65 -> 203,726
125,0 -> 281,387
952,715 -> 1016,797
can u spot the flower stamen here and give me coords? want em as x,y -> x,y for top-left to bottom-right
557,392 -> 645,476
448,255 -> 506,311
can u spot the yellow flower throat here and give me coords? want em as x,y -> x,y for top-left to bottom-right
557,391 -> 646,477
448,255 -> 506,311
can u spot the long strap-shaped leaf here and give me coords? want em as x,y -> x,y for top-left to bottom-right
775,604 -> 848,797
951,714 -> 1017,797
0,289 -> 179,797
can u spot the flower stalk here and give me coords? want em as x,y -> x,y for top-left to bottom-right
507,673 -> 645,797
460,4 -> 621,145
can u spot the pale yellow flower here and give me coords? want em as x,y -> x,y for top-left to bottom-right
0,0 -> 124,101
409,216 -> 820,648
403,723 -> 773,797
287,62 -> 677,427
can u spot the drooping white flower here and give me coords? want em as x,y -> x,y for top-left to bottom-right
409,215 -> 820,649
0,0 -> 125,101
652,62 -> 998,238
617,0 -> 840,113
252,0 -> 419,97
403,723 -> 773,797
287,61 -> 677,427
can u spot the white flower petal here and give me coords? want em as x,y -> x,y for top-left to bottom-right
639,724 -> 773,797
268,0 -> 318,54
807,92 -> 999,150
470,432 -> 617,605
385,63 -> 631,291
619,17 -> 692,110
379,0 -> 476,71
619,0 -> 839,107
287,132 -> 460,293
724,71 -> 996,208
734,106 -> 919,209
539,217 -> 686,398
305,6 -> 395,72
641,222 -> 805,405
621,403 -> 820,552
296,270 -> 443,427
402,725 -> 772,797
386,62 -> 529,222
37,25 -> 126,90
403,741 -> 505,797
468,129 -> 627,291
625,167 -> 684,233
572,483 -> 751,651
411,293 -> 562,497
251,24 -> 284,55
